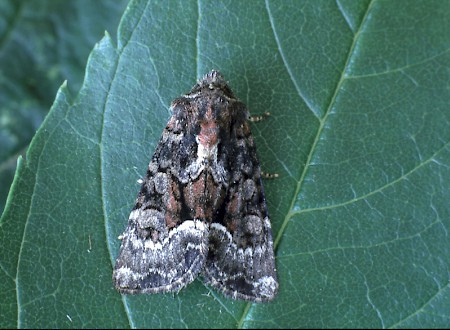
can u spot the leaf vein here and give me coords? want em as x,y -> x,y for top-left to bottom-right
291,138 -> 450,215
264,0 -> 320,119
101,1 -> 152,327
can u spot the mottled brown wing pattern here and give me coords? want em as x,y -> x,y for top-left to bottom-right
201,119 -> 278,302
113,70 -> 278,302
112,125 -> 209,294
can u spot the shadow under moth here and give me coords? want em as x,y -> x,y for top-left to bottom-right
113,70 -> 278,302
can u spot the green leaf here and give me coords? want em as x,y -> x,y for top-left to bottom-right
0,0 -> 128,214
2,0 -> 450,328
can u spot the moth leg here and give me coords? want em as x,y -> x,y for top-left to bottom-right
249,111 -> 271,122
261,171 -> 279,179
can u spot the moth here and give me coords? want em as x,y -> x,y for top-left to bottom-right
113,70 -> 278,302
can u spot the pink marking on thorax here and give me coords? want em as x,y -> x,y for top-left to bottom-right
197,106 -> 219,149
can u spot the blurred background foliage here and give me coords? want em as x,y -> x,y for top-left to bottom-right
0,0 -> 128,214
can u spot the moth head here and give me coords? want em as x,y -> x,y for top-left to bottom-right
190,70 -> 235,99
169,71 -> 247,133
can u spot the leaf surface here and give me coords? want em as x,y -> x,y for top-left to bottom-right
1,0 -> 450,328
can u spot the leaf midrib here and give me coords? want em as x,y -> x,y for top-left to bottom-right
104,1 -> 152,328
237,0 -> 375,328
